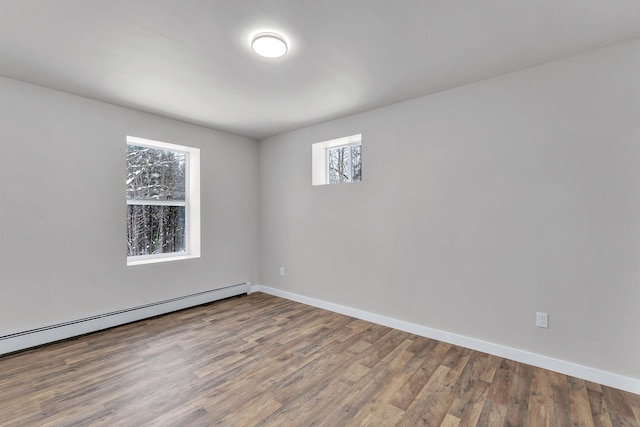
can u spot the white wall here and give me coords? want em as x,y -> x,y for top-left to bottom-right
0,76 -> 259,336
259,39 -> 640,380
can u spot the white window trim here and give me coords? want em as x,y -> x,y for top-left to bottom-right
312,134 -> 361,186
126,136 -> 200,266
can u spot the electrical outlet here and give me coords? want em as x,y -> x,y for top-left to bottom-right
279,267 -> 285,276
536,312 -> 548,328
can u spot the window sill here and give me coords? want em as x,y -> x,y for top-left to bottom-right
127,253 -> 199,266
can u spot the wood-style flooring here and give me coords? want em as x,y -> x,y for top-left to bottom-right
1,292 -> 639,426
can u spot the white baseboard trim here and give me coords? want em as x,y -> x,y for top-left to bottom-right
0,283 -> 250,356
250,284 -> 640,395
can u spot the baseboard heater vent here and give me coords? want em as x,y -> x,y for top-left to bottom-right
0,283 -> 250,356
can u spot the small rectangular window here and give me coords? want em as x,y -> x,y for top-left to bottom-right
126,136 -> 200,265
312,134 -> 362,186
327,143 -> 362,184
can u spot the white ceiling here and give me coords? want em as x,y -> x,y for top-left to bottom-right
1,1 -> 640,140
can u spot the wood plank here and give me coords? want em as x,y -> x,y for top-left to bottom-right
548,369 -> 571,426
588,388 -> 614,427
568,376 -> 596,427
258,379 -> 350,426
395,364 -> 453,426
505,361 -> 533,426
602,385 -> 640,427
446,352 -> 491,425
526,368 -> 552,427
476,357 -> 513,425
388,340 -> 452,411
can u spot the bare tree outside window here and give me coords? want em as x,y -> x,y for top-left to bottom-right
351,144 -> 361,181
327,144 -> 362,184
126,145 -> 187,257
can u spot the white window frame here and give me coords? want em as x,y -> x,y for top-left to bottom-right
126,136 -> 201,266
312,134 -> 362,186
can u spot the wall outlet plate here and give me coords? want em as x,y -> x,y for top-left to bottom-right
536,312 -> 548,328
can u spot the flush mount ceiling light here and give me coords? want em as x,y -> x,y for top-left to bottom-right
251,32 -> 288,58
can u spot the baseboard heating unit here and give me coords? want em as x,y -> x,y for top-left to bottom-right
0,283 -> 250,356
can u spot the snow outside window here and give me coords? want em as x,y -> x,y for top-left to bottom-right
126,136 -> 200,266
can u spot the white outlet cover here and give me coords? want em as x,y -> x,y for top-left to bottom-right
536,312 -> 548,328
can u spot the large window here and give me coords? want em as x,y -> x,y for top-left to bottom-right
126,136 -> 200,265
312,134 -> 362,186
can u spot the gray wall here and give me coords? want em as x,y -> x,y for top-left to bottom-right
0,76 -> 259,336
259,39 -> 640,379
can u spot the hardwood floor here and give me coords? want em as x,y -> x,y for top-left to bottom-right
1,292 -> 639,426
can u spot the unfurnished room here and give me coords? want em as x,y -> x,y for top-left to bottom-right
1,1 -> 640,426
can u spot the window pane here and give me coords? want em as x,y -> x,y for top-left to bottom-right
127,205 -> 186,256
351,144 -> 362,182
127,145 -> 186,201
328,146 -> 352,184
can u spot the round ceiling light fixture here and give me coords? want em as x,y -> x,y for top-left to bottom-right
251,32 -> 288,58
